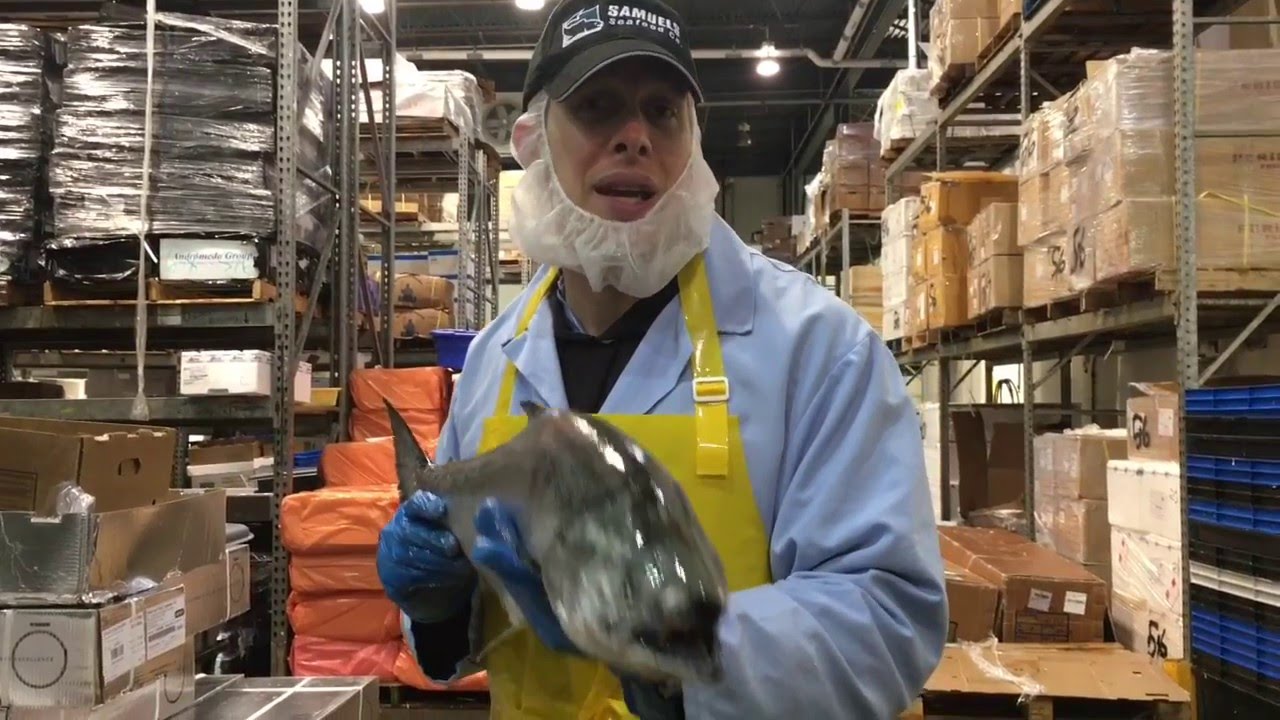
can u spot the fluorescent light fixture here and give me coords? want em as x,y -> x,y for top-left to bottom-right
360,0 -> 386,14
755,42 -> 780,77
515,0 -> 546,9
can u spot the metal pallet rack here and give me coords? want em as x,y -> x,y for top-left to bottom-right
869,0 -> 1280,685
0,0 -> 398,677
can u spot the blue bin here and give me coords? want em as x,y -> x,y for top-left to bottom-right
432,329 -> 479,371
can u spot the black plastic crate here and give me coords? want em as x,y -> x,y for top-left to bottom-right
1191,522 -> 1280,562
1187,417 -> 1280,462
1190,539 -> 1280,583
1194,651 -> 1280,712
1192,584 -> 1280,632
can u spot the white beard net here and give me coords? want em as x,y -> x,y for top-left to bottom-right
508,93 -> 721,299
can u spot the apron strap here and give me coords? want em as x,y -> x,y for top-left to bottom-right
677,258 -> 731,479
493,258 -> 732,480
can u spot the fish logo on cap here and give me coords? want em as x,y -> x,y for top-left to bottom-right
561,5 -> 605,47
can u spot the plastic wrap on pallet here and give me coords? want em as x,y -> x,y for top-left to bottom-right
874,69 -> 938,156
1195,48 -> 1280,136
46,12 -> 334,284
1021,232 -> 1072,307
0,24 -> 49,279
1092,198 -> 1175,284
1093,48 -> 1173,134
367,67 -> 484,139
1111,525 -> 1186,660
881,197 -> 918,309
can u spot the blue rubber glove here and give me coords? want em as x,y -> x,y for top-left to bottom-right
472,497 -> 580,654
377,491 -> 477,624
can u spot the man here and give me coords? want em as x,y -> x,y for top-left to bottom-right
376,0 -> 947,717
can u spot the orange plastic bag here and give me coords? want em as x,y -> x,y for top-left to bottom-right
349,367 -> 452,413
290,554 -> 383,594
287,592 -> 402,643
393,643 -> 490,692
281,488 -> 398,555
290,636 -> 398,681
321,440 -> 398,487
349,409 -> 442,448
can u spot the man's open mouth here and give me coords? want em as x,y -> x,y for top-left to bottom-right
594,182 -> 657,201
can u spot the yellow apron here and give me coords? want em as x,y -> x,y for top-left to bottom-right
477,256 -> 772,720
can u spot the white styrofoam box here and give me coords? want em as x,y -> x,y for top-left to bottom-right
1112,526 -> 1184,623
159,238 -> 259,282
367,250 -> 459,280
880,196 -> 921,241
882,301 -> 907,341
179,351 -> 312,403
1111,588 -> 1184,662
1106,459 -> 1182,542
188,461 -> 256,494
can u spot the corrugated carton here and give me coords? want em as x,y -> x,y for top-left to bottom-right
918,171 -> 1018,233
1093,199 -> 1175,283
1196,48 -> 1280,135
1126,382 -> 1180,462
943,560 -> 1000,642
1022,233 -> 1073,308
927,274 -> 968,329
967,201 -> 1018,267
925,227 -> 968,278
967,256 -> 1022,320
1196,136 -> 1280,268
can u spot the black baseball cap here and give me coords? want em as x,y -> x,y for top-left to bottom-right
522,0 -> 703,110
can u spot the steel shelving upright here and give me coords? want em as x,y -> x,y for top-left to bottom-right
0,0 -> 399,677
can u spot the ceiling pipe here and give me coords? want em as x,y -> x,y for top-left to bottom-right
402,47 -> 904,68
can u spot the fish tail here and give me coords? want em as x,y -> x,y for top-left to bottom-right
384,398 -> 433,500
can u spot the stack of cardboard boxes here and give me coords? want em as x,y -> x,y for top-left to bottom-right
757,215 -> 807,262
929,0 -> 1000,93
1107,382 -> 1186,663
910,171 -> 1017,336
1032,427 -> 1128,584
819,123 -> 887,223
965,201 -> 1021,320
842,265 -> 883,332
1018,92 -> 1076,308
0,417 -> 248,717
880,197 -> 918,342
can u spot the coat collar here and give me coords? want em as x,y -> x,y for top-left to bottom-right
499,217 -> 755,411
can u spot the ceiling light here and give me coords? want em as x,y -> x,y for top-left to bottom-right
515,0 -> 546,9
360,0 -> 386,14
755,42 -> 780,77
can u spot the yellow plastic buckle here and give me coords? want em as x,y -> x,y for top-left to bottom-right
692,376 -> 730,404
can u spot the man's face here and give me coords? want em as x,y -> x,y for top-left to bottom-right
545,58 -> 695,222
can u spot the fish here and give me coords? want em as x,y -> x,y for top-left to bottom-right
386,399 -> 729,685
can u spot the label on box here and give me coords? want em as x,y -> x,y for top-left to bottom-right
102,614 -> 146,682
145,597 -> 187,660
1028,588 -> 1053,612
1063,591 -> 1089,616
1158,409 -> 1175,437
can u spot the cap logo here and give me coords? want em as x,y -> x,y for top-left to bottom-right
562,5 -> 605,47
607,4 -> 681,43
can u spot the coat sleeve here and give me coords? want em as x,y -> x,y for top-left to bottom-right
683,335 -> 948,719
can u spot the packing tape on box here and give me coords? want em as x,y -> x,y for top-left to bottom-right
1198,190 -> 1280,265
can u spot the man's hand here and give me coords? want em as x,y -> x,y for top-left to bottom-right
473,498 -> 581,654
377,491 -> 476,624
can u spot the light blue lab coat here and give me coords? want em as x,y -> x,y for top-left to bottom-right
411,216 -> 947,718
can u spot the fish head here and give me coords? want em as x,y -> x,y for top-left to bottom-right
527,411 -> 729,684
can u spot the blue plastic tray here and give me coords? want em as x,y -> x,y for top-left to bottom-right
1189,455 -> 1280,487
1193,609 -> 1280,681
294,449 -> 322,470
431,329 -> 478,371
1188,385 -> 1280,418
1190,499 -> 1280,536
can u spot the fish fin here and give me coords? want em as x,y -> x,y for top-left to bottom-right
519,401 -> 547,418
384,399 -> 433,499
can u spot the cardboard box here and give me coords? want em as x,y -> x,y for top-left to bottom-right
927,274 -> 968,329
922,643 -> 1192,703
393,308 -> 454,339
952,413 -> 1026,519
1196,136 -> 1280,268
910,229 -> 930,283
1111,588 -> 1185,663
1016,175 -> 1045,245
941,18 -> 1001,67
918,171 -> 1018,233
1045,498 -> 1111,565
943,560 -> 1000,642
882,302 -> 908,342
1056,429 -> 1128,500
390,273 -> 454,311
909,281 -> 929,336
1043,166 -> 1070,237
0,418 -> 176,514
967,256 -> 1023,320
1126,382 -> 1180,462
0,490 -> 226,606
0,587 -> 190,708
1093,199 -> 1175,283
1112,527 -> 1185,660
939,526 -> 1109,643
1067,222 -> 1095,292
1022,233 -> 1073,308
967,201 -> 1018,267
1107,459 -> 1182,543
924,227 -> 968,278
1090,129 -> 1174,215
1196,48 -> 1280,136
174,543 -> 252,637
179,350 -> 312,404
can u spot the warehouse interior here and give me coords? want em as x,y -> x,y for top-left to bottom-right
0,0 -> 1278,717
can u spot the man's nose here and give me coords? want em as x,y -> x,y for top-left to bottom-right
611,117 -> 652,158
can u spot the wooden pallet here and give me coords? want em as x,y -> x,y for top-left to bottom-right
148,279 -> 281,303
1154,267 -> 1280,294
919,693 -> 1190,719
390,117 -> 462,141
43,281 -> 143,306
1020,286 -> 1127,323
0,281 -> 38,307
965,307 -> 1022,335
977,12 -> 1022,70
